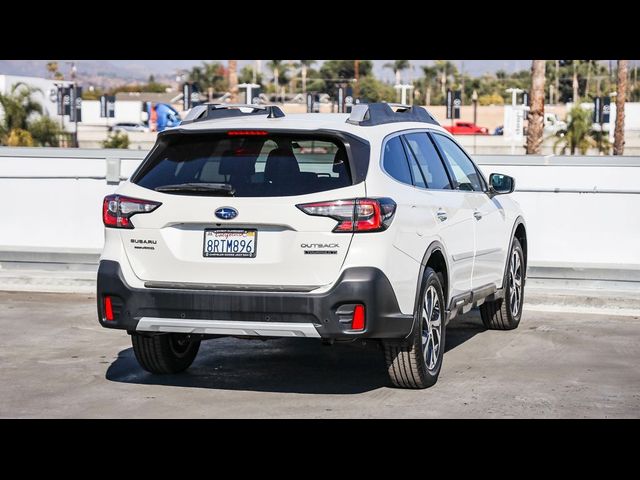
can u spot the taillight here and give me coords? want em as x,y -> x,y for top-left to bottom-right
297,198 -> 396,233
102,194 -> 161,229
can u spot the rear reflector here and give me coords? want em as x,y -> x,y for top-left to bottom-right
227,130 -> 268,136
351,304 -> 365,330
104,296 -> 114,321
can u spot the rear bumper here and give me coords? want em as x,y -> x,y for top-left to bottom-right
96,260 -> 413,340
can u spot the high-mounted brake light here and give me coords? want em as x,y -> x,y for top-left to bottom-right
227,130 -> 269,136
102,195 -> 161,229
296,198 -> 396,233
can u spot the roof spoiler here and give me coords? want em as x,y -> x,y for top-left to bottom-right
181,103 -> 286,125
346,103 -> 440,127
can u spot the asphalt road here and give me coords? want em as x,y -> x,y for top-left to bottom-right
1,291 -> 639,418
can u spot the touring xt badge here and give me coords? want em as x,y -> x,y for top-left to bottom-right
301,243 -> 339,255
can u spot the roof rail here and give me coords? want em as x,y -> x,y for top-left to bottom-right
181,103 -> 286,125
346,102 -> 440,127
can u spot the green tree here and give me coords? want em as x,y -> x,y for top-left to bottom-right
46,62 -> 59,79
188,62 -> 227,93
553,106 -> 595,155
29,116 -> 62,147
81,87 -> 103,100
238,65 -> 263,85
319,60 -> 373,98
299,60 -> 316,93
0,82 -> 64,147
419,65 -> 440,104
267,60 -> 289,94
358,76 -> 396,102
384,60 -> 410,84
0,82 -> 43,135
102,131 -> 130,149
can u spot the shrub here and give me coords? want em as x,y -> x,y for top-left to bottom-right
478,93 -> 504,106
102,131 -> 130,149
6,128 -> 34,146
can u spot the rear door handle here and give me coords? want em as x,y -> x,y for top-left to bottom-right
436,210 -> 448,222
473,210 -> 483,221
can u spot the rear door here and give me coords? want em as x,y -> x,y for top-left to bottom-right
402,132 -> 476,295
430,132 -> 506,290
118,131 -> 368,288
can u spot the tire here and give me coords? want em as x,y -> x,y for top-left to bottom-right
131,332 -> 201,374
480,237 -> 525,330
384,267 -> 446,389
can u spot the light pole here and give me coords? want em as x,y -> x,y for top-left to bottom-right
394,84 -> 414,105
472,90 -> 479,154
472,89 -> 478,124
505,88 -> 524,154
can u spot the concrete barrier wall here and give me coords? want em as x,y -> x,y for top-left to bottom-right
1,147 -> 639,271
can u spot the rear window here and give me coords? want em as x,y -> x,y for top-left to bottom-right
133,133 -> 358,197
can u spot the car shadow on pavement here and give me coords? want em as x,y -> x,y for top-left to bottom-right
445,310 -> 488,353
106,312 -> 487,395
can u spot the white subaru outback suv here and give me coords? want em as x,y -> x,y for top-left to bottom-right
98,103 -> 527,389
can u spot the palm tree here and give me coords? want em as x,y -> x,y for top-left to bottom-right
526,60 -> 546,154
0,82 -> 45,146
228,60 -> 238,103
613,60 -> 628,155
46,62 -> 59,79
422,65 -> 439,105
384,60 -> 410,85
267,60 -> 286,100
433,60 -> 459,96
299,60 -> 316,94
0,82 -> 43,132
188,62 -> 227,95
553,105 -> 595,155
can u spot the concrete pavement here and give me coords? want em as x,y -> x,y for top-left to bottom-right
0,291 -> 639,418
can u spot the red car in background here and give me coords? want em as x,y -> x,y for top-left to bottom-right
443,121 -> 490,135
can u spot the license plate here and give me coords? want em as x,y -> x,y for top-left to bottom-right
203,229 -> 257,258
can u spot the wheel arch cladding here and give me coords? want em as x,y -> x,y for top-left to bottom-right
420,241 -> 449,306
513,219 -> 528,274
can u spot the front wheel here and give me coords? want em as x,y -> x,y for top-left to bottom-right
131,332 -> 201,374
480,237 -> 525,330
384,267 -> 446,389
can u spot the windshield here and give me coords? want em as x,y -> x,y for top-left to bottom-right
133,132 -> 357,197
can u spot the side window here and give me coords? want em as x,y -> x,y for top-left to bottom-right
432,134 -> 484,191
382,136 -> 413,185
403,133 -> 451,189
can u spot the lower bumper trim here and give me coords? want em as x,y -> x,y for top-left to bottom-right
136,317 -> 321,338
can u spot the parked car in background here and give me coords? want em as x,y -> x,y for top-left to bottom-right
109,122 -> 150,133
443,121 -> 490,135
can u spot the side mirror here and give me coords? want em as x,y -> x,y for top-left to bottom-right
489,173 -> 515,195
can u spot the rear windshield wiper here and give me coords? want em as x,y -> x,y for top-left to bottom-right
155,183 -> 236,196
